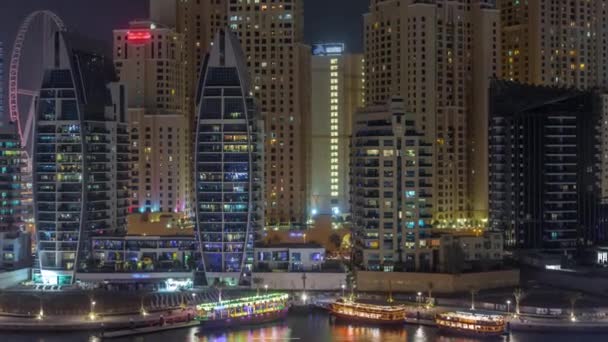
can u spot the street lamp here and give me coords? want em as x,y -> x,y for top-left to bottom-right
264,284 -> 269,294
341,284 -> 346,297
506,300 -> 511,314
301,293 -> 308,303
89,300 -> 96,320
417,292 -> 422,304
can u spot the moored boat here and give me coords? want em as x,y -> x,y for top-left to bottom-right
436,311 -> 506,337
329,298 -> 407,325
196,293 -> 289,329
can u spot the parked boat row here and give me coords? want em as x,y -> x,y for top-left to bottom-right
328,297 -> 507,338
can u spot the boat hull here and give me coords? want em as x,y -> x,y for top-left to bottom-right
438,326 -> 505,338
330,310 -> 405,326
199,308 -> 288,329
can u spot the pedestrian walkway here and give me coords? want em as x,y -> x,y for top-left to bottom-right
0,307 -> 196,332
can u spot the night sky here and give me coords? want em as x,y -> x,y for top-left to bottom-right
0,0 -> 367,124
0,0 -> 369,52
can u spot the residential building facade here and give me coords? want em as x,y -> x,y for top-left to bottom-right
364,0 -> 500,222
113,20 -> 192,215
489,81 -> 604,252
228,0 -> 310,227
0,125 -> 23,233
351,98 -> 434,271
33,32 -> 128,285
499,0 -> 608,89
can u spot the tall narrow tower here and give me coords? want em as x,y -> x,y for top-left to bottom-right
194,30 -> 264,286
33,32 -> 128,285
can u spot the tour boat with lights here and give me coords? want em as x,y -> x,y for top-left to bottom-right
435,311 -> 506,337
329,298 -> 407,325
195,293 -> 289,329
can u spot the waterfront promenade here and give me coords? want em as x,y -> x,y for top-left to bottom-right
2,288 -> 608,335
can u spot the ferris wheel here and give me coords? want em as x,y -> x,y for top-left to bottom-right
8,10 -> 66,158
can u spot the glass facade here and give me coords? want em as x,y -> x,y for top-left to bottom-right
33,32 -> 128,285
34,70 -> 85,282
0,128 -> 23,233
195,30 -> 263,284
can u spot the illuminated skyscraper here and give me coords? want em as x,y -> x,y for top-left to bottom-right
351,98 -> 434,271
33,32 -> 128,285
228,0 -> 310,227
151,0 -> 310,227
499,0 -> 608,89
194,30 -> 264,285
364,0 -> 500,223
310,43 -> 364,216
489,81 -> 604,251
0,42 -> 4,118
0,124 -> 23,233
113,21 -> 192,214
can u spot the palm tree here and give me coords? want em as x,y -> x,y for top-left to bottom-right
253,277 -> 264,296
569,292 -> 582,320
469,287 -> 478,310
513,288 -> 526,315
213,278 -> 227,303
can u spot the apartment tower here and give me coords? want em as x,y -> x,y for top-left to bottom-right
489,81 -> 604,251
33,32 -> 128,285
499,0 -> 608,89
351,98 -> 434,271
151,0 -> 310,227
113,20 -> 192,215
364,0 -> 500,223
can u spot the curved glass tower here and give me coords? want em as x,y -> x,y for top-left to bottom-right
194,30 -> 263,286
33,32 -> 128,285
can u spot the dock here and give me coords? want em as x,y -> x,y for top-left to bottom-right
102,321 -> 200,339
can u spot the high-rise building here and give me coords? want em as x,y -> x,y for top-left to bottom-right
499,0 -> 608,89
351,98 -> 434,271
150,0 -> 228,119
151,0 -> 311,227
113,21 -> 192,215
489,81 -> 604,252
0,41 -> 4,118
364,0 -> 500,223
228,0 -> 311,227
194,30 -> 264,285
33,32 -> 129,285
310,43 -> 364,216
0,124 -> 23,233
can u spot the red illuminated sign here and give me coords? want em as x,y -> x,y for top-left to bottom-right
127,30 -> 152,45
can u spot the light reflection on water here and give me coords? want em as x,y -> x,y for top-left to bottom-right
3,312 -> 608,342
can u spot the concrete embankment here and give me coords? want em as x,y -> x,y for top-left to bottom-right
509,319 -> 608,333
